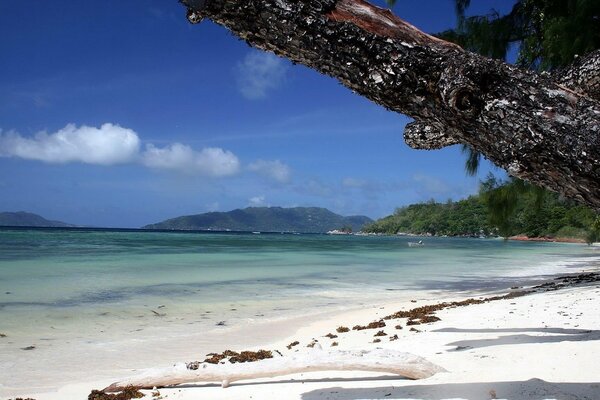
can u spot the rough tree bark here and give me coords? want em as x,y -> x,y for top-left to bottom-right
180,0 -> 600,211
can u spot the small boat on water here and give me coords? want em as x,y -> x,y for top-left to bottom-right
407,240 -> 424,247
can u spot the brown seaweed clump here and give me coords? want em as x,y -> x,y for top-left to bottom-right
373,330 -> 387,337
88,386 -> 143,400
383,290 -> 531,326
325,333 -> 338,339
336,326 -> 350,333
203,349 -> 273,364
286,341 -> 300,350
352,320 -> 386,331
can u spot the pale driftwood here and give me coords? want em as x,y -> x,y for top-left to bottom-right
104,348 -> 445,391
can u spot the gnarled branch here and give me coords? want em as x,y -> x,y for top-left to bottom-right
180,0 -> 600,210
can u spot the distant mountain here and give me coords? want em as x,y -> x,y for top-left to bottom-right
143,207 -> 373,233
0,211 -> 74,227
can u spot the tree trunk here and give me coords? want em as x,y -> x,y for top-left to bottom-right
180,0 -> 600,211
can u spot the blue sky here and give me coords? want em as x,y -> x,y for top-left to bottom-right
0,0 -> 514,227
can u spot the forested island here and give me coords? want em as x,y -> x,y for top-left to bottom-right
0,211 -> 73,228
144,207 -> 372,233
364,177 -> 599,243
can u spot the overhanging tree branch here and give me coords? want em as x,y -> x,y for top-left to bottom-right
180,0 -> 600,211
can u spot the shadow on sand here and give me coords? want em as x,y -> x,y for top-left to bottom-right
301,378 -> 600,400
433,327 -> 600,351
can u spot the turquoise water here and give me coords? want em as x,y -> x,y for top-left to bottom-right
1,228 -> 598,327
0,228 -> 598,395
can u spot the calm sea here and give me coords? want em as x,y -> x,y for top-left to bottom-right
0,228 -> 598,395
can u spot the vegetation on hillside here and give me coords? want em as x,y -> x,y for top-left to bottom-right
363,176 -> 599,243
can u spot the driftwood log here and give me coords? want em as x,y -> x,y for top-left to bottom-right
104,348 -> 445,391
180,0 -> 600,211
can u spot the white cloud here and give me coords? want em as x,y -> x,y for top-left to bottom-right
412,173 -> 451,196
236,51 -> 287,99
248,159 -> 291,183
342,177 -> 369,188
0,123 -> 140,165
248,195 -> 267,207
142,144 -> 240,177
0,123 -> 251,179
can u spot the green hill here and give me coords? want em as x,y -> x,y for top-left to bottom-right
0,211 -> 74,227
143,207 -> 372,233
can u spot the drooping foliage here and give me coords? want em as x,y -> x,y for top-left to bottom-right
438,0 -> 600,70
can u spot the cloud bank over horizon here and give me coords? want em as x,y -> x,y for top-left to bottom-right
0,123 -> 287,179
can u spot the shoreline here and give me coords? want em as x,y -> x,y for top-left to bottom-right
18,264 -> 600,400
508,235 -> 588,244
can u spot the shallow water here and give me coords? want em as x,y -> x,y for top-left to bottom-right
0,228 -> 598,395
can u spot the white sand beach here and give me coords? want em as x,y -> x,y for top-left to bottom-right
21,268 -> 600,400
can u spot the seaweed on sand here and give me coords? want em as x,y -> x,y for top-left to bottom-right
88,386 -> 143,400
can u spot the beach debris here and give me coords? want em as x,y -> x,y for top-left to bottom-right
325,333 -> 338,339
150,310 -> 166,317
186,361 -> 200,370
352,320 -> 386,331
157,305 -> 165,309
383,291 -> 530,327
21,345 -> 36,351
374,330 -> 387,337
88,386 -> 144,400
331,341 -> 339,347
216,321 -> 226,326
336,326 -> 350,333
203,349 -> 273,365
0,333 -> 6,338
103,348 -> 446,392
286,341 -> 299,350
489,389 -> 498,399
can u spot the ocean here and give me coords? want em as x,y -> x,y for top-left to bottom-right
0,227 -> 598,395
